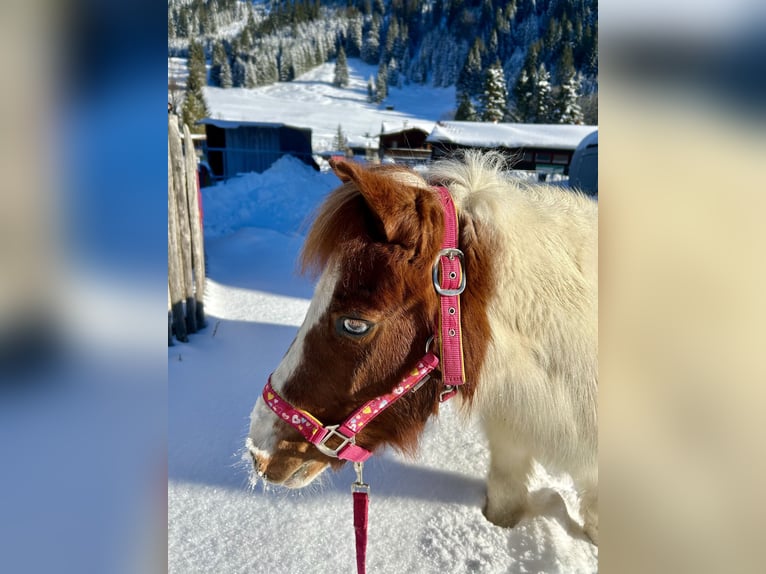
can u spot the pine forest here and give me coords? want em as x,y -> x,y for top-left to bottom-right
168,0 -> 597,126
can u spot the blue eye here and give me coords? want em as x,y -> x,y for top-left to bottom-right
343,318 -> 370,334
341,318 -> 372,336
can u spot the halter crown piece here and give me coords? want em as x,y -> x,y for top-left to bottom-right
260,185 -> 466,574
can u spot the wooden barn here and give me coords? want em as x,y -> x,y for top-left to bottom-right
427,122 -> 597,176
198,119 -> 318,181
378,121 -> 435,165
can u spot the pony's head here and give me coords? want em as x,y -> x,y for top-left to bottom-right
246,160 -> 448,488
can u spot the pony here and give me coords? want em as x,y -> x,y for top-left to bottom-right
246,151 -> 598,544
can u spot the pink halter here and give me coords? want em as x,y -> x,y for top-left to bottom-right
262,353 -> 439,463
260,186 -> 466,461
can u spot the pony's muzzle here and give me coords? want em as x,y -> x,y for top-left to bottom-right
247,439 -> 329,488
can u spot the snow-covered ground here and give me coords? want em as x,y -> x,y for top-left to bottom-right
202,59 -> 456,151
168,156 -> 598,573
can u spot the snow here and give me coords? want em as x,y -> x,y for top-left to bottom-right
380,119 -> 437,135
428,121 -> 598,150
169,157 -> 598,572
202,59 -> 455,151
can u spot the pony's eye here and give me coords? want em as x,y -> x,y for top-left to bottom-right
340,318 -> 372,336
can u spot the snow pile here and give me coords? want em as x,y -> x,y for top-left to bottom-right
201,155 -> 337,239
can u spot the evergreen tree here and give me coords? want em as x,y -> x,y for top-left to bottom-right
187,40 -> 207,89
512,67 -> 534,122
333,46 -> 350,87
556,43 -> 576,86
387,58 -> 400,88
512,45 -> 539,122
456,38 -> 484,99
232,55 -> 247,87
556,73 -> 583,124
347,16 -> 363,58
554,44 -> 583,124
481,60 -> 508,123
455,92 -> 478,121
375,62 -> 388,103
260,50 -> 279,85
333,124 -> 347,151
168,9 -> 176,40
362,15 -> 381,64
182,39 -> 209,133
279,49 -> 293,82
210,41 -> 227,87
488,28 -> 499,61
535,63 -> 554,123
245,59 -> 258,88
372,0 -> 385,17
220,57 -> 233,88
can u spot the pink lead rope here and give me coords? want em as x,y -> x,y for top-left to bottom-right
352,463 -> 369,574
261,185 -> 466,574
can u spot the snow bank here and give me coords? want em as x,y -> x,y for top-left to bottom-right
201,155 -> 337,239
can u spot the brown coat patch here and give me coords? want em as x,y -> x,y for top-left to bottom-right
279,160 -> 494,458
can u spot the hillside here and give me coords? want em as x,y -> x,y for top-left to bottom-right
202,58 -> 455,151
168,0 -> 598,125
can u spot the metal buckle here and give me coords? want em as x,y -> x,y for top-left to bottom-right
352,461 -> 370,493
316,425 -> 354,458
439,385 -> 457,402
432,248 -> 466,296
410,374 -> 431,394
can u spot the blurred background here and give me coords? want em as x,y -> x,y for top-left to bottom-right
0,1 -> 167,573
0,0 -> 764,572
600,1 -> 766,572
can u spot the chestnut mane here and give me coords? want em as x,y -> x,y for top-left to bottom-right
299,180 -> 366,277
300,165 -> 433,278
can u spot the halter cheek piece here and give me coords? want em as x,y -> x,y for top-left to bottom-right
260,186 -> 467,462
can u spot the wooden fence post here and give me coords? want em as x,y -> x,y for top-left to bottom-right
168,115 -> 197,335
168,133 -> 188,342
168,114 -> 207,345
183,124 -> 206,329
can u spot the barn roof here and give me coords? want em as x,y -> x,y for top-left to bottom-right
380,120 -> 436,135
198,118 -> 311,132
427,122 -> 597,150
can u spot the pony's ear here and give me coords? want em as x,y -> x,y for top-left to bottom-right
329,157 -> 354,183
328,160 -> 436,247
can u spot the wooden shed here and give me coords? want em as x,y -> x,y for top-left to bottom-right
378,121 -> 435,165
427,122 -> 597,175
199,119 -> 318,181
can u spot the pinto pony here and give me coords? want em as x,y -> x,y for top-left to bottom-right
247,152 -> 598,544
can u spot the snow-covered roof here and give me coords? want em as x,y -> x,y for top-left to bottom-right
346,134 -> 379,149
198,118 -> 310,132
427,122 -> 597,150
380,119 -> 436,135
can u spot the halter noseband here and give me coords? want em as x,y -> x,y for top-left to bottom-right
260,186 -> 466,463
